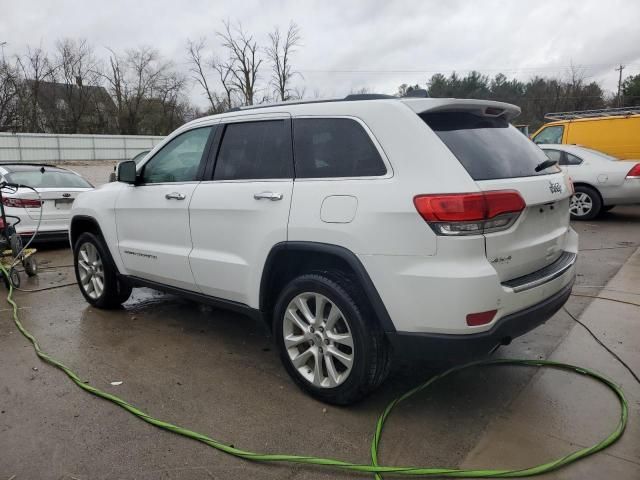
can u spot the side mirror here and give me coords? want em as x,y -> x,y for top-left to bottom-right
117,160 -> 137,184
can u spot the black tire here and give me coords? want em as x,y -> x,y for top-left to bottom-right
570,185 -> 602,221
73,232 -> 132,308
23,256 -> 38,277
9,232 -> 23,258
273,272 -> 390,405
9,267 -> 20,288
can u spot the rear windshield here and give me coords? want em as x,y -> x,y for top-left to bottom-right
6,170 -> 92,189
421,112 -> 558,181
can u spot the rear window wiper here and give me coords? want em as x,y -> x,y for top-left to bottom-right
534,158 -> 558,172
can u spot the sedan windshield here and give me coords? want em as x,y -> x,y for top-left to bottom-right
6,170 -> 92,189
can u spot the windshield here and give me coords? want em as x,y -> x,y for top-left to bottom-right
421,111 -> 560,180
6,170 -> 92,189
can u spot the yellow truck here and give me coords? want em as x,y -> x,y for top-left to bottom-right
531,107 -> 640,160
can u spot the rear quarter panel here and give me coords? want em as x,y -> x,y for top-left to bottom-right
286,102 -> 480,257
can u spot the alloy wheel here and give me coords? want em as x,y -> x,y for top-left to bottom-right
570,192 -> 593,218
77,242 -> 105,300
282,292 -> 354,388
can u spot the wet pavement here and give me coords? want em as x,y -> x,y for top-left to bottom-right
1,204 -> 639,479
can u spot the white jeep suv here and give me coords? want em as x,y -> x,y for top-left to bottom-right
70,95 -> 577,404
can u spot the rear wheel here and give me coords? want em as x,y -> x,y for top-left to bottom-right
570,186 -> 601,220
23,256 -> 37,277
74,232 -> 132,308
273,272 -> 389,405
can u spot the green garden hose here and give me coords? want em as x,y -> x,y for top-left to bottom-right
2,264 -> 628,478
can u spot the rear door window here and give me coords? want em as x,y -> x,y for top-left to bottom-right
543,149 -> 564,164
421,112 -> 559,181
214,120 -> 292,180
293,118 -> 386,178
565,152 -> 583,165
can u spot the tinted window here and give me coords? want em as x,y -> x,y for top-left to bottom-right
6,170 -> 92,188
544,149 -> 564,164
566,152 -> 583,165
214,120 -> 292,180
533,125 -> 564,144
421,112 -> 559,181
131,150 -> 150,164
293,118 -> 386,178
142,127 -> 212,183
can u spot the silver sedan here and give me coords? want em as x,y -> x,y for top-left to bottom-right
539,144 -> 640,220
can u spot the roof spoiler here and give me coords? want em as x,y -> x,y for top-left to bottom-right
402,98 -> 521,121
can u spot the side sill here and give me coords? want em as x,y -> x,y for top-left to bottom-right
124,276 -> 263,322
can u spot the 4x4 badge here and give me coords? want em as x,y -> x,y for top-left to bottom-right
548,181 -> 562,194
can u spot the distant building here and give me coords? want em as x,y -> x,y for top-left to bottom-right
20,79 -> 118,134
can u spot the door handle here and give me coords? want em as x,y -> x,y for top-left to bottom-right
165,192 -> 186,200
253,191 -> 283,201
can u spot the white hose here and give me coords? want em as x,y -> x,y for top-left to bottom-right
8,184 -> 43,269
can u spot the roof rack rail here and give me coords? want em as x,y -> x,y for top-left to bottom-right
343,93 -> 396,101
226,93 -> 401,113
544,106 -> 640,121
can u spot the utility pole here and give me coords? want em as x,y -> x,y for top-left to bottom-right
615,64 -> 625,107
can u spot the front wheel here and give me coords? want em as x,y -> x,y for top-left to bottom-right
73,232 -> 132,308
570,186 -> 602,220
273,273 -> 389,405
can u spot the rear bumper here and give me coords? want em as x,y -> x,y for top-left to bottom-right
601,178 -> 640,205
386,276 -> 574,360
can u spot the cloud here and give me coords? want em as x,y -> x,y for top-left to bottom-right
1,0 -> 639,107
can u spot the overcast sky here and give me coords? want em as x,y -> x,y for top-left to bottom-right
1,0 -> 639,108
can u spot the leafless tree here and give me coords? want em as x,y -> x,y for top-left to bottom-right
56,38 -> 101,132
0,57 -> 18,130
14,45 -> 57,131
266,22 -> 301,102
212,58 -> 236,110
187,38 -> 219,111
218,20 -> 262,106
100,46 -> 172,134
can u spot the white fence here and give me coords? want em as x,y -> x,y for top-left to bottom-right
0,133 -> 165,163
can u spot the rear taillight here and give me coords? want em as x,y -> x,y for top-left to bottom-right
566,176 -> 575,194
626,164 -> 640,178
413,190 -> 525,236
2,197 -> 43,208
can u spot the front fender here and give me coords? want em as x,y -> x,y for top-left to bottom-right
71,183 -> 126,275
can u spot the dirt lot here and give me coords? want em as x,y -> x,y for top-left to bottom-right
1,167 -> 639,479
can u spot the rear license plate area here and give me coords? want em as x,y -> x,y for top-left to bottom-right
55,198 -> 74,208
